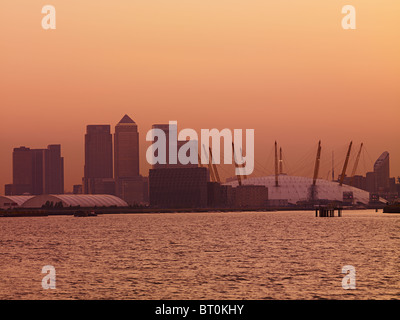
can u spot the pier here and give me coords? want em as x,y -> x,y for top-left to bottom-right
315,206 -> 342,217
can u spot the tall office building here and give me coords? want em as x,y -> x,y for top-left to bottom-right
45,145 -> 64,194
114,115 -> 139,178
151,123 -> 197,169
373,151 -> 390,193
151,124 -> 173,169
83,125 -> 114,194
114,115 -> 144,205
73,184 -> 83,194
10,147 -> 33,195
31,149 -> 45,195
148,123 -> 204,208
366,151 -> 391,194
5,145 -> 64,195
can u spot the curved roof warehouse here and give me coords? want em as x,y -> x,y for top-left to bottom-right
0,195 -> 35,209
0,194 -> 128,209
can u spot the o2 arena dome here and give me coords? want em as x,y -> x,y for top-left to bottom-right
225,174 -> 385,205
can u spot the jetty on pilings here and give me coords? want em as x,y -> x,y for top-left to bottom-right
315,206 -> 343,217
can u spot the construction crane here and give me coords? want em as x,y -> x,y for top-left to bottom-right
232,142 -> 242,186
312,140 -> 322,186
339,141 -> 353,186
239,147 -> 247,180
202,144 -> 216,182
198,153 -> 203,168
274,141 -> 279,187
349,143 -> 363,186
209,147 -> 221,183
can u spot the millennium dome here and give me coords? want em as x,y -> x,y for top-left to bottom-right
225,174 -> 385,205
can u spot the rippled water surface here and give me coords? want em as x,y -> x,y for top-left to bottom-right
0,210 -> 399,299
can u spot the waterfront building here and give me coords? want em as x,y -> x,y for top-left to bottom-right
5,145 -> 64,195
149,167 -> 208,208
233,185 -> 269,208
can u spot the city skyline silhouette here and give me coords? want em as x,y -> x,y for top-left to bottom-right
1,113 -> 397,196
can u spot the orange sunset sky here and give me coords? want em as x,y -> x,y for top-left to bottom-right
0,1 -> 399,192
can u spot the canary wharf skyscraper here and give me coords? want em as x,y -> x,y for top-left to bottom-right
114,115 -> 144,205
83,125 -> 113,194
114,115 -> 139,179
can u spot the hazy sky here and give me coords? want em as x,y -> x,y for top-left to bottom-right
1,1 -> 399,192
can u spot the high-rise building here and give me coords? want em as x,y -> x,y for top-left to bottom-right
113,115 -> 146,205
73,184 -> 83,194
147,123 -> 205,208
151,124 -> 173,169
351,175 -> 366,191
151,123 -> 197,169
31,149 -> 46,195
5,145 -> 64,195
83,125 -> 114,194
374,151 -> 390,193
11,147 -> 33,195
45,145 -> 64,194
114,115 -> 139,178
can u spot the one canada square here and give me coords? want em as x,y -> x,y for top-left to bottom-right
114,114 -> 144,205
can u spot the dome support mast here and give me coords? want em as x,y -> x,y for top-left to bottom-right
339,141 -> 353,186
275,141 -> 279,187
312,140 -> 322,186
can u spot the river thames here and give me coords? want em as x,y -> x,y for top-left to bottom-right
0,210 -> 398,299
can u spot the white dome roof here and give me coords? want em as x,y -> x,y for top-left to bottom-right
225,175 -> 384,205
